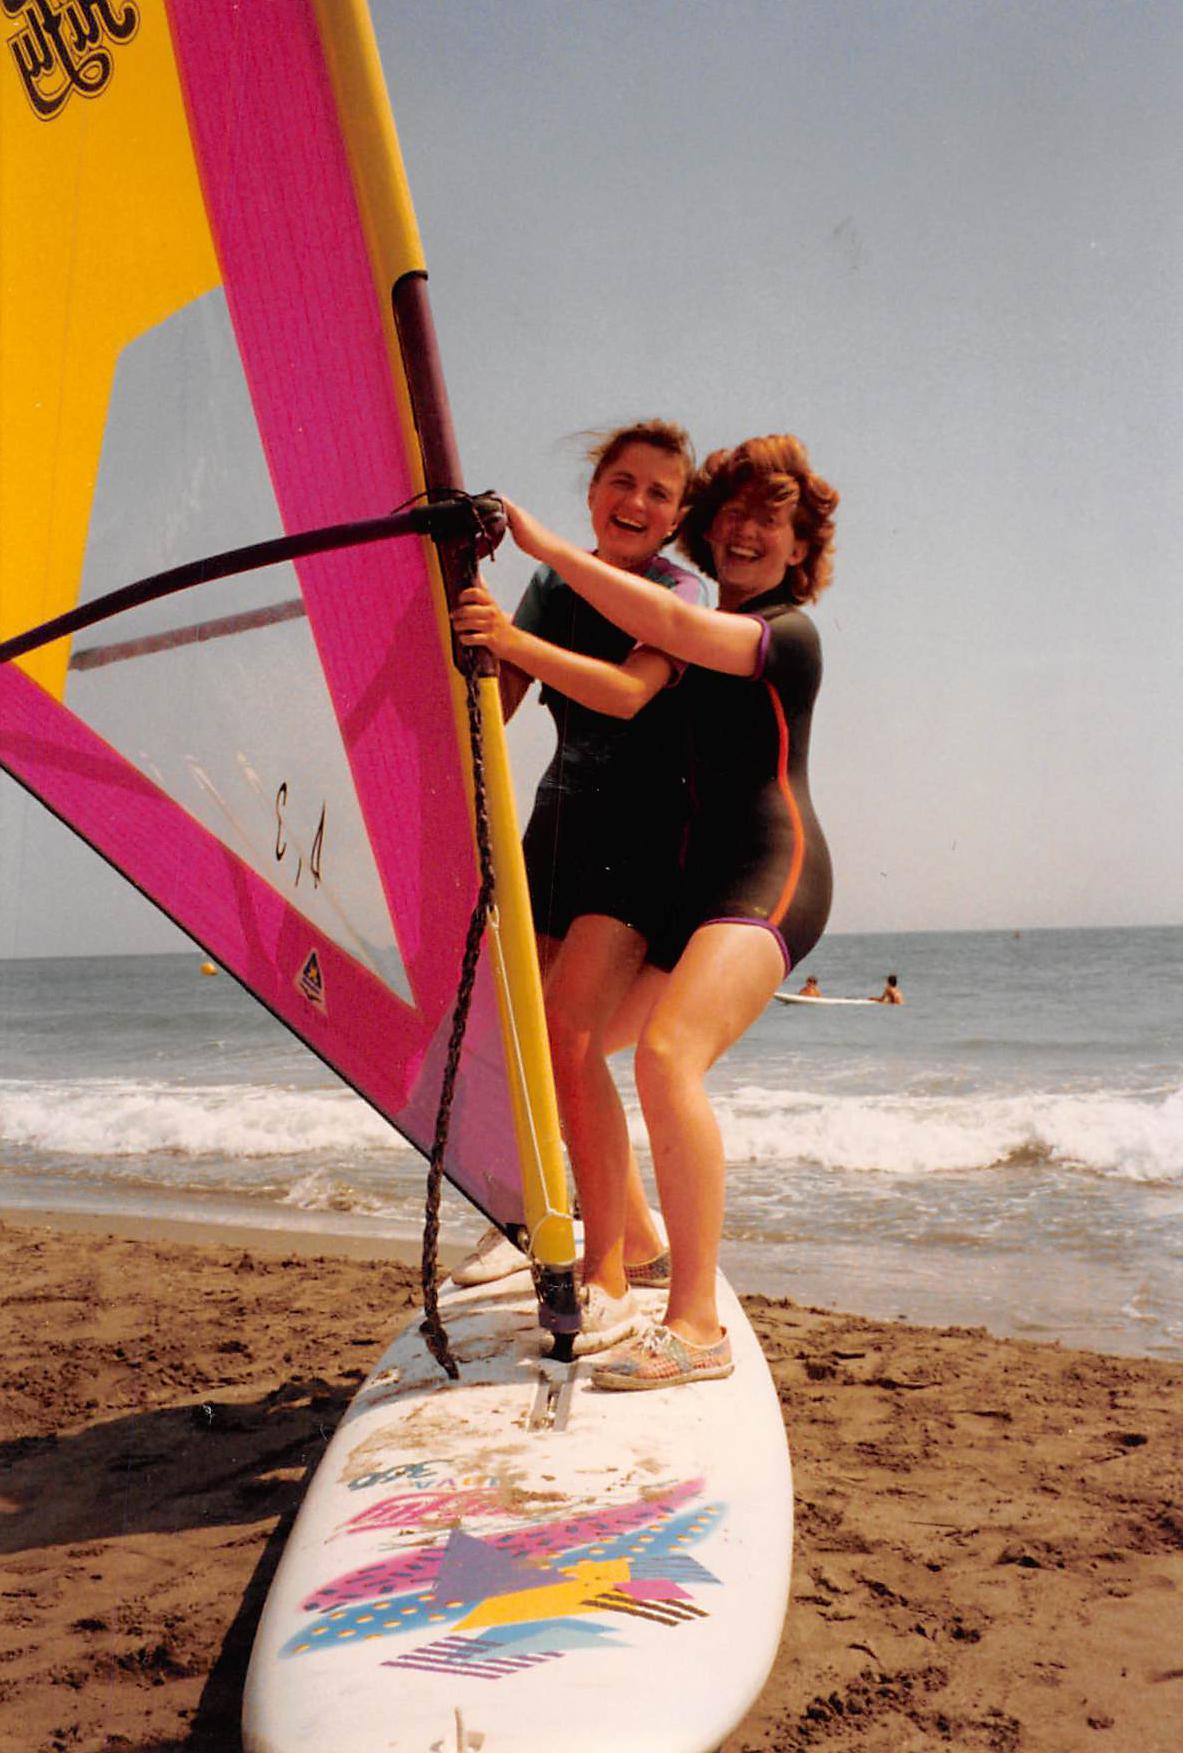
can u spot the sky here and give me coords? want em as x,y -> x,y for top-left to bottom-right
2,0 -> 1180,956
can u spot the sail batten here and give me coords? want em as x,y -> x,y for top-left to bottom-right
69,600 -> 308,672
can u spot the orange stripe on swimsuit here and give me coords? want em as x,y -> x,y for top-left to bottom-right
762,679 -> 805,928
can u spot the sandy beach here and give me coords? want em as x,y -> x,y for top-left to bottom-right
0,1211 -> 1180,1753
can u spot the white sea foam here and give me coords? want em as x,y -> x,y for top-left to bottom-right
627,1083 -> 1183,1184
280,1165 -> 410,1218
3,1075 -> 1180,1188
0,1078 -> 406,1161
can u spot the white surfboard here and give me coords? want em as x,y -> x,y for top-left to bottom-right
775,991 -> 879,1006
242,1269 -> 791,1753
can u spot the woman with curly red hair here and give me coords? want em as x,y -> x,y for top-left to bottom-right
456,432 -> 838,1388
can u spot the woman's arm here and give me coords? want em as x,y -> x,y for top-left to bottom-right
452,583 -> 672,719
505,502 -> 762,677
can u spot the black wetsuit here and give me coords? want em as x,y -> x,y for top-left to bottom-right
652,581 -> 832,973
515,556 -> 705,942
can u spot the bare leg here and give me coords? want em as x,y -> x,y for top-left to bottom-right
603,963 -> 667,1055
634,923 -> 784,1345
544,916 -> 663,1298
603,963 -> 669,1265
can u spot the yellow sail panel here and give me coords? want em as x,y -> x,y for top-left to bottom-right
0,4 -> 219,697
310,0 -> 426,287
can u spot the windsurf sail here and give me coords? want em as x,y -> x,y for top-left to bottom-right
0,0 -> 574,1320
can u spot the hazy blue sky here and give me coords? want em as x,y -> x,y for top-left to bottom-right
3,0 -> 1180,955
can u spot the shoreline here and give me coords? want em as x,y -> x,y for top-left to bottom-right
1,1212 -> 1181,1750
0,1201 -> 465,1269
2,1194 -> 1177,1364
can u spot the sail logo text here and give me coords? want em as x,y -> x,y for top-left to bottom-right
3,0 -> 139,121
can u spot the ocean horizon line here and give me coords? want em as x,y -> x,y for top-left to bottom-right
3,917 -> 1180,967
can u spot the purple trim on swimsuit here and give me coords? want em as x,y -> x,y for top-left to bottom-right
751,618 -> 772,679
704,915 -> 791,975
647,553 -> 708,606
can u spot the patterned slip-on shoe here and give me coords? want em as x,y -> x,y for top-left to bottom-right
450,1225 -> 529,1287
570,1283 -> 643,1357
590,1323 -> 733,1391
625,1249 -> 672,1290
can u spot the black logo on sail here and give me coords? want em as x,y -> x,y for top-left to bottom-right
297,950 -> 326,1011
4,0 -> 140,121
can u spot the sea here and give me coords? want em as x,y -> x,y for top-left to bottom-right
1,926 -> 1180,1361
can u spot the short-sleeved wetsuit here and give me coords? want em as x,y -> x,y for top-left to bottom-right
515,554 -> 705,943
652,580 -> 832,974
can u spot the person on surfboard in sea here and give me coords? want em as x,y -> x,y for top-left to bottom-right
798,974 -> 822,997
455,433 -> 838,1388
873,972 -> 905,1003
452,420 -> 707,1354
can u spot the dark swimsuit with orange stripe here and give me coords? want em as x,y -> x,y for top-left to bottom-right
653,581 -> 832,974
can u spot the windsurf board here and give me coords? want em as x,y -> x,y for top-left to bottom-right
242,1268 -> 792,1753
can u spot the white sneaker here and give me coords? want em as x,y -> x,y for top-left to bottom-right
571,1282 -> 642,1356
451,1225 -> 529,1287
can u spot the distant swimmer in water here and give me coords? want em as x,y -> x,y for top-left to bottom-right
873,973 -> 904,1004
798,975 -> 822,997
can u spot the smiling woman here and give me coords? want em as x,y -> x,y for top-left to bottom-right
449,420 -> 706,1349
504,423 -> 701,967
461,432 -> 840,1388
710,492 -> 805,592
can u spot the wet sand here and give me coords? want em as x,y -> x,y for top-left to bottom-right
1,1212 -> 1180,1752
